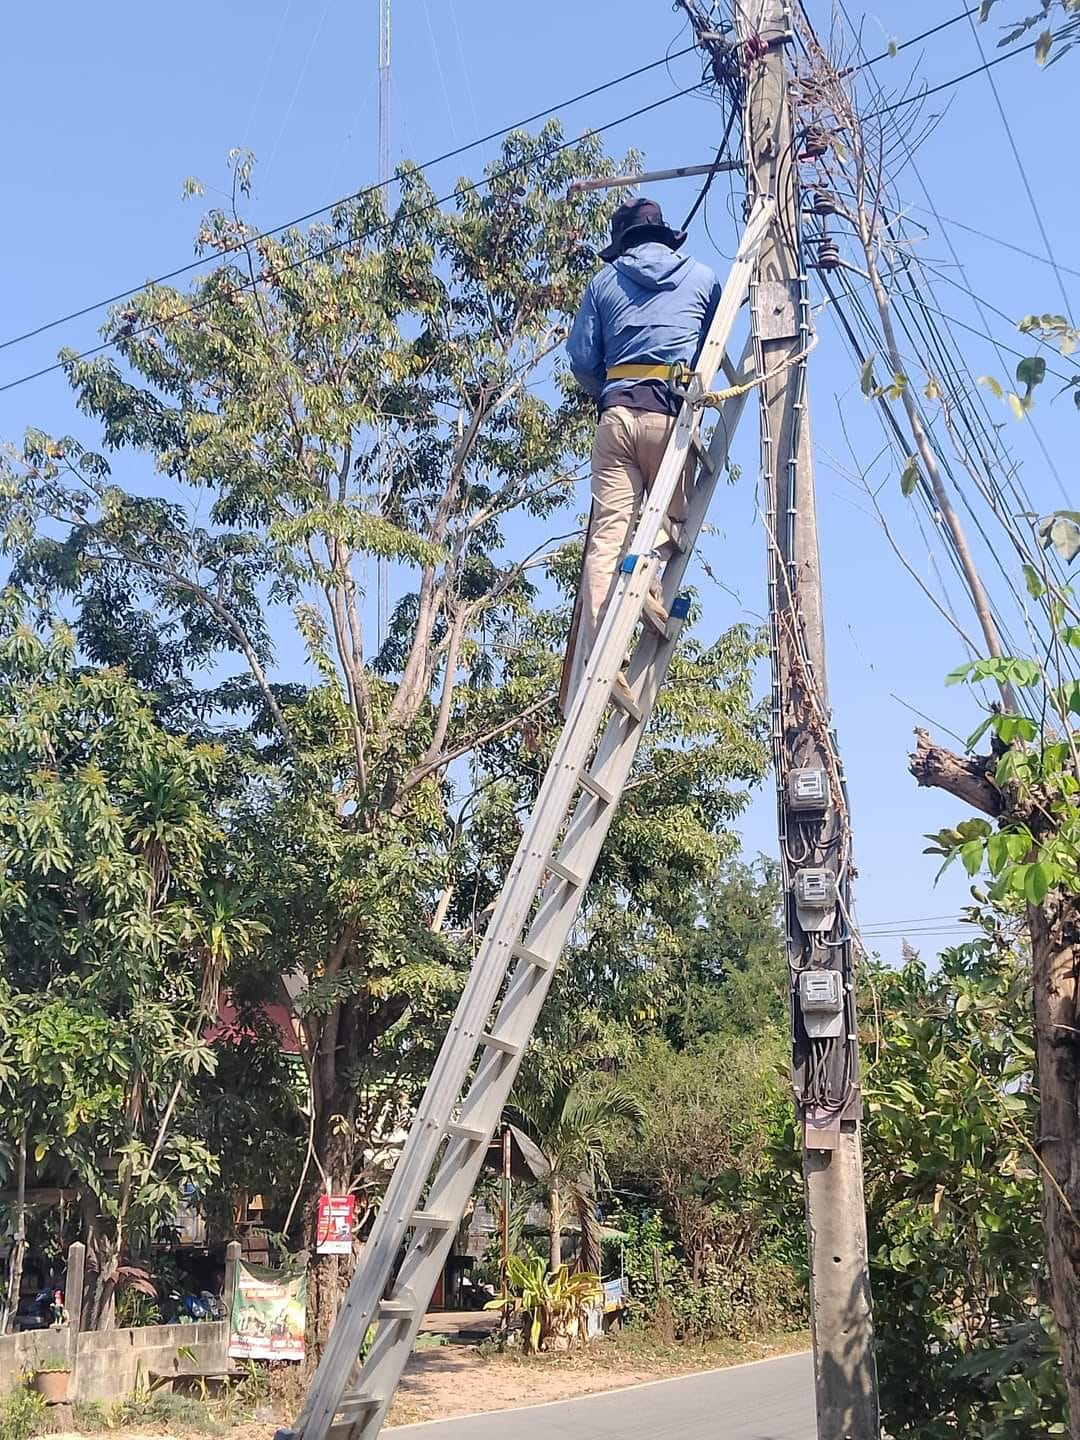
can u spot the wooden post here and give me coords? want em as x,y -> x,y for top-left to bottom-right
224,1240 -> 242,1319
734,2 -> 880,1434
65,1242 -> 85,1397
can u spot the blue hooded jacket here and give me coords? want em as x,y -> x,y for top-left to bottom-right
567,242 -> 721,405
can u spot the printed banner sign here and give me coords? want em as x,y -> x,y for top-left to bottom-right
229,1262 -> 306,1362
316,1194 -> 356,1255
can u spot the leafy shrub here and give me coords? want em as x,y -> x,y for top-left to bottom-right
666,1256 -> 804,1343
0,1385 -> 45,1440
864,940 -> 1067,1437
485,1254 -> 601,1352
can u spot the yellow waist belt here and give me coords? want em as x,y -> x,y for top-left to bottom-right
606,362 -> 691,384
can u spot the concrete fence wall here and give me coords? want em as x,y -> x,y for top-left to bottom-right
0,1240 -> 241,1403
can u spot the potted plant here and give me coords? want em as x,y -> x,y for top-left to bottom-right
486,1255 -> 602,1353
31,1353 -> 72,1403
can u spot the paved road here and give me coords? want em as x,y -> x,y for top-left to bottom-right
391,1350 -> 815,1439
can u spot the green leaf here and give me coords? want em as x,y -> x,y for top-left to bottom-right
1022,563 -> 1045,600
900,456 -> 920,496
960,838 -> 985,877
946,662 -> 973,687
966,716 -> 993,750
1035,28 -> 1053,64
887,39 -> 898,56
1025,861 -> 1051,905
978,0 -> 998,18
1049,517 -> 1080,564
1016,355 -> 1047,393
978,374 -> 1004,399
986,833 -> 1008,874
859,355 -> 877,397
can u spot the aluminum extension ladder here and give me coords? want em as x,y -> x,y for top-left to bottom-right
278,194 -> 775,1440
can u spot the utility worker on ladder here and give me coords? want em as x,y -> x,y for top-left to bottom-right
560,196 -> 721,716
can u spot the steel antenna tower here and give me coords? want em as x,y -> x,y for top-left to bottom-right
377,0 -> 391,647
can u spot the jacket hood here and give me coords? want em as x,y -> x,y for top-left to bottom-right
612,242 -> 694,291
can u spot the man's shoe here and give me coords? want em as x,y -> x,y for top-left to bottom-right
643,590 -> 669,630
612,671 -> 637,709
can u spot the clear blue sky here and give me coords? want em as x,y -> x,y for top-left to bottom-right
1,0 -> 1074,958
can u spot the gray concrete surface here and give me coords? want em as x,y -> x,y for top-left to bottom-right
390,1350 -> 816,1439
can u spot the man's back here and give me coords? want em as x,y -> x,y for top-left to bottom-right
567,241 -> 721,409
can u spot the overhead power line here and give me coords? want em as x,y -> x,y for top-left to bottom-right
0,45 -> 700,360
964,11 -> 1074,319
0,83 -> 704,399
844,6 -> 982,75
864,37 -> 1039,118
911,205 -> 1080,282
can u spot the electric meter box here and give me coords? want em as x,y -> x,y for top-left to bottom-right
787,767 -> 828,812
793,867 -> 838,934
798,968 -> 845,1039
794,868 -> 835,908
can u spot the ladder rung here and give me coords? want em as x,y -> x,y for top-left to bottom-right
478,1031 -> 521,1056
512,941 -> 556,972
409,1210 -> 455,1230
446,1119 -> 488,1143
378,1289 -> 419,1318
578,770 -> 615,806
610,682 -> 644,723
547,855 -> 585,887
337,1393 -> 379,1416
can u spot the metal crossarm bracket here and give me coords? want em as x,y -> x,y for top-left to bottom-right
278,195 -> 774,1440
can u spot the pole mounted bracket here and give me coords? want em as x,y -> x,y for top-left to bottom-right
756,280 -> 800,340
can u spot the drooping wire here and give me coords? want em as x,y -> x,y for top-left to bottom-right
0,83 -> 705,398
0,44 -> 701,359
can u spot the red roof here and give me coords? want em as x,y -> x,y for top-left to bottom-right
205,996 -> 301,1055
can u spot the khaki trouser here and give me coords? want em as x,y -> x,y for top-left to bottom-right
560,407 -> 691,717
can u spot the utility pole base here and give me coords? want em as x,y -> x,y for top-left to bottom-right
804,1132 -> 880,1439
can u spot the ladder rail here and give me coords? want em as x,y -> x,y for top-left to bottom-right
285,196 -> 773,1440
349,344 -> 758,1440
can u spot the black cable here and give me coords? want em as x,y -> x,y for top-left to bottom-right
908,205 -> 1080,282
0,44 -> 700,358
841,6 -> 982,76
680,105 -> 738,233
827,0 -> 1075,604
862,38 -> 1039,118
965,11 -> 1074,320
0,82 -> 704,398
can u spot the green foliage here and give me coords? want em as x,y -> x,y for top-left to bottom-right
864,939 -> 1066,1437
31,1355 -> 69,1375
0,1386 -> 45,1440
510,1075 -> 644,1271
485,1254 -> 601,1352
0,591 -> 258,1315
0,127 -> 769,1337
980,0 -> 1080,65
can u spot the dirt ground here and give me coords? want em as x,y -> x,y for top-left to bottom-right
386,1327 -> 811,1428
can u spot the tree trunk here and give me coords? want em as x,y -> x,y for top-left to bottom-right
548,1186 -> 562,1275
303,1109 -> 359,1374
1030,891 -> 1080,1438
80,1196 -> 118,1331
4,1132 -> 27,1334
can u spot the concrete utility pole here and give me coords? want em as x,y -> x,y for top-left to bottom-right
732,3 -> 880,1434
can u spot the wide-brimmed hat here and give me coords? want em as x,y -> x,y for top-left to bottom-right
599,196 -> 687,262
